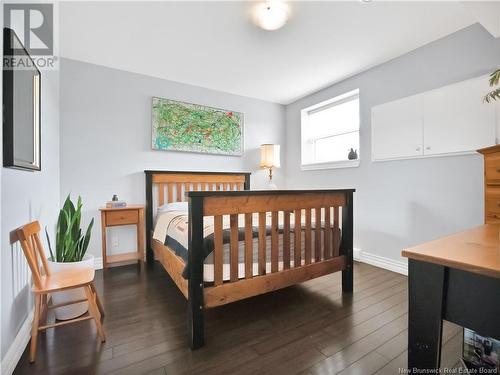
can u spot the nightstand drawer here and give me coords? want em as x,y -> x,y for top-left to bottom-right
106,210 -> 138,226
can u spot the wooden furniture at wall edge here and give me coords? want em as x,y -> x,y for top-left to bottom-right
478,144 -> 500,224
99,205 -> 145,268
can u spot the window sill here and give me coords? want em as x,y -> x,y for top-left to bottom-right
301,159 -> 360,171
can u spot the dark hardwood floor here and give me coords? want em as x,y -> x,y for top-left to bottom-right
14,262 -> 462,375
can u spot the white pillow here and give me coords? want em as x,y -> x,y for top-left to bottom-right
157,201 -> 188,213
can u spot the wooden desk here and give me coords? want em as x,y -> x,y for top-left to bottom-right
99,205 -> 145,268
402,224 -> 500,371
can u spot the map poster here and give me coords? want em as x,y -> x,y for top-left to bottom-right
151,97 -> 244,156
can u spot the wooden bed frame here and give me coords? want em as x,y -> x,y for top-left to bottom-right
145,170 -> 354,349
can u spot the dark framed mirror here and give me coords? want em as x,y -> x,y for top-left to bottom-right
3,27 -> 41,171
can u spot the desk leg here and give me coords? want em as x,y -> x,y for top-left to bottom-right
408,259 -> 446,372
101,211 -> 107,269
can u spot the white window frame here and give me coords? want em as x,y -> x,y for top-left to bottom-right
301,89 -> 360,170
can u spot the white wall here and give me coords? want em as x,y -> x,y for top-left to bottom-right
0,48 -> 60,373
60,59 -> 285,260
285,24 -> 500,268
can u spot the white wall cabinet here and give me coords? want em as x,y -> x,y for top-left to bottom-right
372,75 -> 496,161
372,95 -> 423,160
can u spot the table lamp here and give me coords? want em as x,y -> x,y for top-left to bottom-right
260,144 -> 280,189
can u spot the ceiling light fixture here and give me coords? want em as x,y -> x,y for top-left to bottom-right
252,1 -> 290,31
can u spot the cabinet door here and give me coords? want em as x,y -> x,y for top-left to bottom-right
372,95 -> 423,160
423,76 -> 495,155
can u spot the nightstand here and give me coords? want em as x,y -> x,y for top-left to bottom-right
99,205 -> 145,268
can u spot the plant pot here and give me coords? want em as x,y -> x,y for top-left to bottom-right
47,254 -> 95,320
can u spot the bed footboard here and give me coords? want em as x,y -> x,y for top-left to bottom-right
187,189 -> 354,349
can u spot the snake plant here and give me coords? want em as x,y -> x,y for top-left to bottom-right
45,195 -> 94,262
484,69 -> 500,103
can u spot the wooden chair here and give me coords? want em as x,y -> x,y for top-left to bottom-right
13,221 -> 106,363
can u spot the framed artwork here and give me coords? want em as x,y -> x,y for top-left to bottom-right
3,27 -> 41,171
463,328 -> 500,372
151,97 -> 244,156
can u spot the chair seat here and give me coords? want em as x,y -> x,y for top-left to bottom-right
32,268 -> 95,293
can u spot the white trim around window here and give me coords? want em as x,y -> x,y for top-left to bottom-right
300,89 -> 360,170
301,159 -> 360,171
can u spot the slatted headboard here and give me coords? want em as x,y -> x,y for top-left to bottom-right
144,170 -> 251,262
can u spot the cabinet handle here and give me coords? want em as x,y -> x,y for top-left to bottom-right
425,146 -> 431,150
415,147 -> 421,151
496,169 -> 500,173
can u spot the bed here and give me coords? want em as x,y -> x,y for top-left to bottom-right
145,170 -> 354,349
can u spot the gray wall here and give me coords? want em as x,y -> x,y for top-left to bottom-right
60,59 -> 285,260
1,55 -> 60,366
285,24 -> 500,264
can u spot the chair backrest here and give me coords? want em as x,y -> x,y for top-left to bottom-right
14,221 -> 51,289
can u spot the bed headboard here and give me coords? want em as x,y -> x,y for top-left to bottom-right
144,170 -> 251,262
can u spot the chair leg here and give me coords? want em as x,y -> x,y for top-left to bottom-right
29,294 -> 41,363
40,294 -> 48,328
90,283 -> 105,319
84,286 -> 106,342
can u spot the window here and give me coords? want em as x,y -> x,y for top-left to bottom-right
301,89 -> 360,169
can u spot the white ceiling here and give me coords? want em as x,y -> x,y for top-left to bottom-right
60,1 -> 485,104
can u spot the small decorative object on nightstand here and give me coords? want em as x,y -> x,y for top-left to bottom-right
99,205 -> 145,269
106,194 -> 127,208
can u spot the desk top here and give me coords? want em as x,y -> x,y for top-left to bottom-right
402,224 -> 500,278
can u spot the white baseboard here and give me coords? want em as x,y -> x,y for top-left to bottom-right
1,309 -> 34,375
354,248 -> 408,276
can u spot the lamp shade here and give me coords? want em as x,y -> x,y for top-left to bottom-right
260,144 -> 280,168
